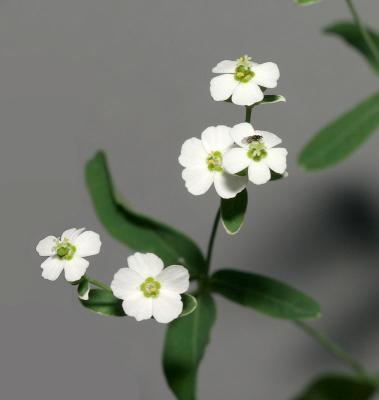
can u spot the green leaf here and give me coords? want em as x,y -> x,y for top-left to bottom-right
77,277 -> 90,297
259,94 -> 286,104
299,91 -> 379,170
180,293 -> 198,317
211,269 -> 321,320
294,0 -> 322,5
86,151 -> 206,278
324,21 -> 379,75
79,288 -> 125,317
163,292 -> 216,400
220,189 -> 248,235
294,373 -> 378,400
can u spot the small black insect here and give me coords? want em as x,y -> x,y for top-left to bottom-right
243,135 -> 263,144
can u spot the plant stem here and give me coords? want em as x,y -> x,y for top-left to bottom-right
295,320 -> 367,376
205,208 -> 221,273
245,106 -> 253,123
345,0 -> 379,67
85,276 -> 112,292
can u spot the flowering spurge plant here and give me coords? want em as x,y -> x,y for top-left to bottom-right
36,53 -> 377,400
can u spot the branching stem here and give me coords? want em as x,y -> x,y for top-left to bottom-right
205,208 -> 221,273
85,275 -> 112,292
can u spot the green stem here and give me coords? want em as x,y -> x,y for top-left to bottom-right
245,106 -> 253,123
345,0 -> 379,67
205,208 -> 221,273
295,320 -> 367,376
85,275 -> 112,292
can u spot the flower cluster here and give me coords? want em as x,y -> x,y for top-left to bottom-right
179,55 -> 287,199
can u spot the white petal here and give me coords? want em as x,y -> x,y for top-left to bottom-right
122,292 -> 153,321
127,252 -> 164,278
210,74 -> 239,102
156,266 -> 190,294
63,257 -> 89,282
36,236 -> 57,256
230,123 -> 255,147
75,231 -> 102,257
178,137 -> 207,168
152,290 -> 183,323
201,125 -> 233,153
61,227 -> 85,242
214,172 -> 247,199
231,81 -> 263,106
111,268 -> 144,299
212,60 -> 237,73
182,166 -> 214,196
41,257 -> 64,281
248,162 -> 271,185
253,62 -> 280,88
255,130 -> 282,149
223,148 -> 251,174
265,148 -> 288,174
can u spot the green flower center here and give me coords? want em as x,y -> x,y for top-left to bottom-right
207,151 -> 223,172
55,240 -> 76,260
247,140 -> 267,161
140,277 -> 161,298
234,55 -> 255,83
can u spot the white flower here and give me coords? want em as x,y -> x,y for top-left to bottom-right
179,125 -> 247,199
111,252 -> 190,323
210,55 -> 280,106
223,123 -> 288,185
36,228 -> 102,282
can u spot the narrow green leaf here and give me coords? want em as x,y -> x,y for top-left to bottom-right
86,151 -> 206,278
294,0 -> 322,5
259,94 -> 286,104
211,269 -> 321,320
324,21 -> 379,75
163,292 -> 216,400
180,294 -> 198,317
299,91 -> 379,170
77,277 -> 90,297
294,373 -> 378,400
220,189 -> 248,235
79,289 -> 125,317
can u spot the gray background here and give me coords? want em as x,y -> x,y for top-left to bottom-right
1,0 -> 379,399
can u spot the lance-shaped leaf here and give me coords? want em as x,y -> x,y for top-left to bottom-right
79,289 -> 125,317
294,0 -> 323,5
294,373 -> 378,400
86,151 -> 206,278
211,269 -> 321,320
163,292 -> 216,400
324,22 -> 379,75
180,293 -> 198,317
259,94 -> 286,104
220,189 -> 248,235
299,91 -> 379,170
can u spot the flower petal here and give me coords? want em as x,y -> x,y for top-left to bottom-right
75,231 -> 102,257
36,236 -> 57,256
212,60 -> 237,73
127,252 -> 164,278
223,148 -> 251,174
253,62 -> 280,89
152,290 -> 183,323
230,123 -> 255,147
41,257 -> 64,281
248,162 -> 271,185
182,166 -> 214,196
255,130 -> 282,149
178,137 -> 207,168
157,265 -> 190,294
122,292 -> 153,321
111,268 -> 144,299
61,227 -> 85,242
201,125 -> 233,153
214,172 -> 247,199
210,74 -> 239,101
231,81 -> 263,106
63,256 -> 89,282
265,148 -> 288,174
